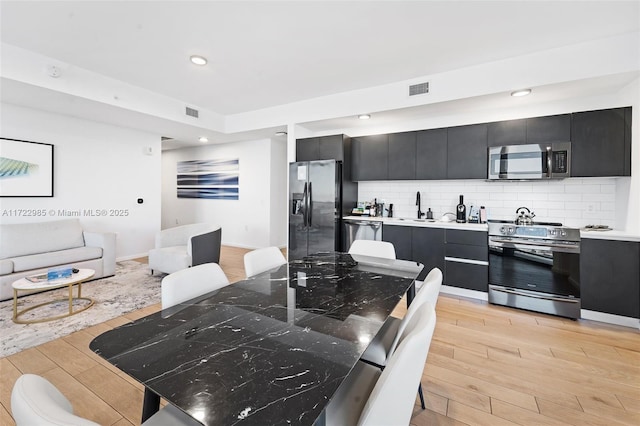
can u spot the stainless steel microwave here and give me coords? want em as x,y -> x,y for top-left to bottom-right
488,142 -> 571,180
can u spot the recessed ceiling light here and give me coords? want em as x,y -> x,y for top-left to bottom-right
275,131 -> 287,136
511,89 -> 532,97
198,136 -> 208,143
358,114 -> 371,120
190,55 -> 208,66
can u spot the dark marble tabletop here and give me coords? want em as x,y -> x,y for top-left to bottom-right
90,252 -> 422,426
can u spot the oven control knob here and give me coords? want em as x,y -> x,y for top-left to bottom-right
561,230 -> 566,236
549,229 -> 556,236
500,226 -> 507,234
508,226 -> 516,235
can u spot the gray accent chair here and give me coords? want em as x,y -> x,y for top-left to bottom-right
148,223 -> 221,275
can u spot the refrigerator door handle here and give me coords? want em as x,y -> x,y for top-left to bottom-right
308,182 -> 313,226
303,182 -> 308,227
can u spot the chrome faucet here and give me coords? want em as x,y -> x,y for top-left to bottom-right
416,191 -> 425,219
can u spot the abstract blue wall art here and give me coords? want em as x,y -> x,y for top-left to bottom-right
177,158 -> 239,200
0,138 -> 54,197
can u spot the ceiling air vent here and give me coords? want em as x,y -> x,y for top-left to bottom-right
409,82 -> 429,96
185,106 -> 199,118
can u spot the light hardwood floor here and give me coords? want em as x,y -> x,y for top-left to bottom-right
2,246 -> 639,425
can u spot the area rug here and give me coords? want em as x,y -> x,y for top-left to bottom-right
0,260 -> 162,358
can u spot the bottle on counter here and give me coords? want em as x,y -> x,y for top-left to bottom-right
426,208 -> 433,220
456,195 -> 466,223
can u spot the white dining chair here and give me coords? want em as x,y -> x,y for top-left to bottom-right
323,302 -> 437,426
348,240 -> 396,259
359,267 -> 442,409
161,262 -> 230,309
244,246 -> 287,277
11,374 -> 100,426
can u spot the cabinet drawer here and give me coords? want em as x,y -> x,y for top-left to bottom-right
445,260 -> 488,292
445,243 -> 488,261
445,230 -> 487,246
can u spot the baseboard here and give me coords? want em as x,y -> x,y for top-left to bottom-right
116,253 -> 149,262
581,310 -> 640,329
440,285 -> 489,302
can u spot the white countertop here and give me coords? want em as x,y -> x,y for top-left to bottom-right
343,216 -> 640,242
343,216 -> 488,231
580,229 -> 640,242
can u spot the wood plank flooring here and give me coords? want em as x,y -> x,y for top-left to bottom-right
2,246 -> 638,425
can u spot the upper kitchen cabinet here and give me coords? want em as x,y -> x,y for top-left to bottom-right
570,107 -> 632,177
352,134 -> 389,181
487,114 -> 570,147
526,114 -> 571,144
388,131 -> 416,180
487,119 -> 526,146
416,128 -> 447,180
296,134 -> 348,162
447,123 -> 488,179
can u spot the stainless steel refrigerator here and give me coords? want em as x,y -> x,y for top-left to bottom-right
289,159 -> 345,260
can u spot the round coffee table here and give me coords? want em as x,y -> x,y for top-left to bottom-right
12,268 -> 96,324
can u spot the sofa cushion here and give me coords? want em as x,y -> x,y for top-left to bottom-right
0,259 -> 13,275
12,247 -> 103,273
0,219 -> 85,259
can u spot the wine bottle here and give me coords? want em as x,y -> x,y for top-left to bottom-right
456,195 -> 466,223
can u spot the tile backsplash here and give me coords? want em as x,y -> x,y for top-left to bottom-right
358,178 -> 619,228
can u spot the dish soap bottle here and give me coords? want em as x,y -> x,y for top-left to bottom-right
456,195 -> 466,223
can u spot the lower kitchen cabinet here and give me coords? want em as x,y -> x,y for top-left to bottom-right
382,225 -> 412,261
412,227 -> 445,281
580,238 -> 640,318
383,225 -> 489,287
383,225 -> 444,281
444,229 -> 488,292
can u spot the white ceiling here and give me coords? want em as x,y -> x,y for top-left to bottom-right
1,1 -> 639,147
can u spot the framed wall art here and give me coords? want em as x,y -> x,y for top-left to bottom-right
0,138 -> 54,197
177,158 -> 239,200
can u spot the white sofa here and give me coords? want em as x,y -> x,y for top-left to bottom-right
148,223 -> 222,275
0,219 -> 116,301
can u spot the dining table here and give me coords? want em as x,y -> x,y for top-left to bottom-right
89,252 -> 423,426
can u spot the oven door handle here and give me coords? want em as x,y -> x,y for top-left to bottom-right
489,238 -> 579,251
491,286 -> 580,304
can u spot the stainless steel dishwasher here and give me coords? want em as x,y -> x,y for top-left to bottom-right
343,219 -> 383,251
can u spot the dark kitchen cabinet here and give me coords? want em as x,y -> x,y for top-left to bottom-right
382,225 -> 412,261
580,238 -> 639,318
488,119 -> 526,146
383,225 -> 444,281
526,114 -> 571,144
388,131 -> 416,180
447,124 -> 488,179
570,107 -> 631,177
412,227 -> 445,281
444,229 -> 488,292
296,137 -> 320,161
296,134 -> 347,162
416,128 -> 447,180
352,134 -> 388,181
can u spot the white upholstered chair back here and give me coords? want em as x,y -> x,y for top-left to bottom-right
244,246 -> 286,277
11,374 -> 100,426
389,267 -> 442,361
348,240 -> 396,260
358,303 -> 437,426
161,263 -> 230,309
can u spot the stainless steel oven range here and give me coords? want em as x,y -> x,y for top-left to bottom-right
488,220 -> 581,319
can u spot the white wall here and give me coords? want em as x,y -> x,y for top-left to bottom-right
0,103 -> 162,258
161,138 -> 287,248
